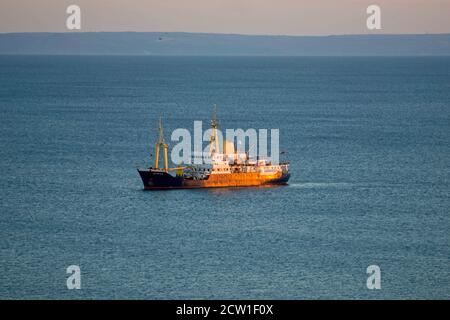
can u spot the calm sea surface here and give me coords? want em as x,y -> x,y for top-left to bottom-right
0,56 -> 449,299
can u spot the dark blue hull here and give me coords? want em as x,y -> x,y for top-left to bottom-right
138,169 -> 183,189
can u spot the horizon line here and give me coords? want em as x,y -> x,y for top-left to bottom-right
1,31 -> 450,38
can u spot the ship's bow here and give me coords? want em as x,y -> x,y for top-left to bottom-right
137,169 -> 183,189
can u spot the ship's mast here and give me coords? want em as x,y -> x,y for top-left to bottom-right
209,105 -> 220,155
154,117 -> 169,172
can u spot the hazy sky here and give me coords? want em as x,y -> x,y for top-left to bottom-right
1,0 -> 449,35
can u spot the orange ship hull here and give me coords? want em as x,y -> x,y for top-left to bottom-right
138,169 -> 290,190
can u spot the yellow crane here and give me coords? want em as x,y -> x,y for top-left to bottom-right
154,118 -> 169,172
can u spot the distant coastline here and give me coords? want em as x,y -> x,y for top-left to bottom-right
0,32 -> 449,56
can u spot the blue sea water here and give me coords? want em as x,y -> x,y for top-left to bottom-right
0,56 -> 449,299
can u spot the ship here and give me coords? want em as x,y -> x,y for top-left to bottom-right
137,112 -> 290,190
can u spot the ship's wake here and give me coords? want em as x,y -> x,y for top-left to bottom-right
289,182 -> 354,189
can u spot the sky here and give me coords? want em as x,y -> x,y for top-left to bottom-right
0,0 -> 449,35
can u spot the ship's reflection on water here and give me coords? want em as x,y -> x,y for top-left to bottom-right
182,184 -> 288,196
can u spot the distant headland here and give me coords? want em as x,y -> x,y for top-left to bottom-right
0,32 -> 449,56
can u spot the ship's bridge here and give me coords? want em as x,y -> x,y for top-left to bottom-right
210,153 -> 231,173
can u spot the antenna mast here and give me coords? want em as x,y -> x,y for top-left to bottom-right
210,105 -> 220,155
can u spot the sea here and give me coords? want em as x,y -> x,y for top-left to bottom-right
0,56 -> 449,299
